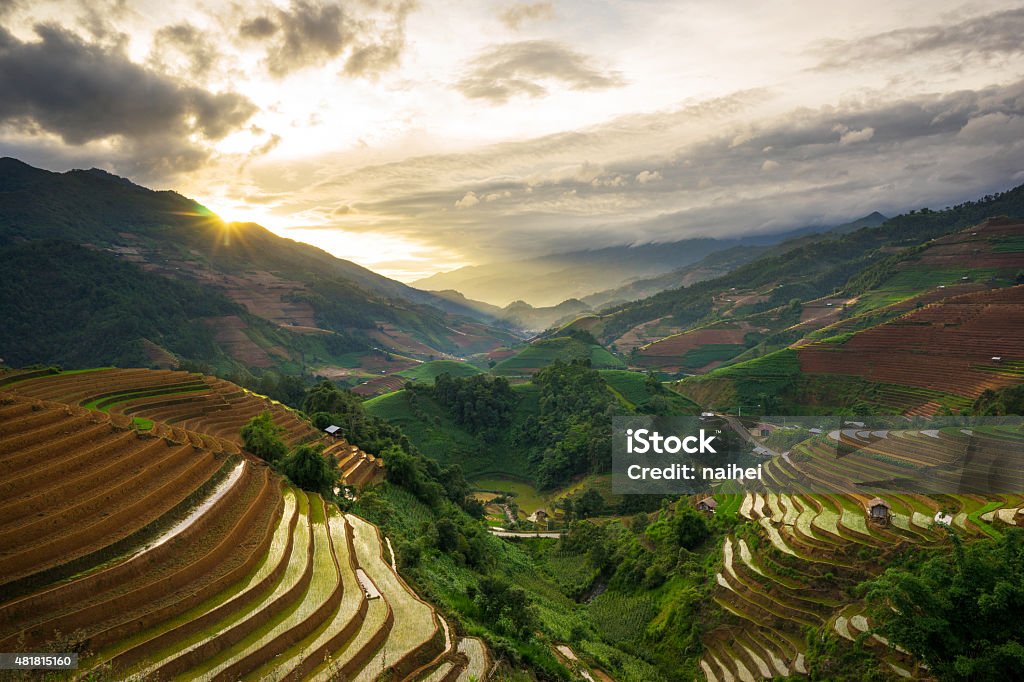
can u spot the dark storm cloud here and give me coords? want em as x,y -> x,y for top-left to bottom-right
0,24 -> 256,175
815,7 -> 1024,69
238,0 -> 415,78
456,40 -> 625,103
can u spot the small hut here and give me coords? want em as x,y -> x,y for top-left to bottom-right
867,497 -> 891,525
696,497 -> 718,514
324,425 -> 341,437
528,509 -> 549,526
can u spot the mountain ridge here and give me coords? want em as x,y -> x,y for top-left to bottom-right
0,158 -> 520,377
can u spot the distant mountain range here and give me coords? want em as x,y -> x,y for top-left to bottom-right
413,214 -> 887,308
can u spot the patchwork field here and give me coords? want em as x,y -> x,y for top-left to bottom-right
0,371 -> 482,680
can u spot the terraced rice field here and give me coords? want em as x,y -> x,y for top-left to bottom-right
799,285 -> 1024,410
0,370 -> 470,681
3,368 -> 383,488
633,321 -> 759,373
701,423 -> 1024,680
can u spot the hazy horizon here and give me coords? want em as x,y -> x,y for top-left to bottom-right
2,0 -> 1023,281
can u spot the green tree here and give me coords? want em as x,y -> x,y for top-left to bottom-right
574,488 -> 605,519
240,411 -> 287,463
474,577 -> 538,637
676,505 -> 708,549
863,529 -> 1024,681
281,444 -> 338,496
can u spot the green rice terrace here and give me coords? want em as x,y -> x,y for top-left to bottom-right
0,368 -> 486,681
694,420 -> 1024,681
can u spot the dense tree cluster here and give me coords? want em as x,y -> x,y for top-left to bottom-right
428,373 -> 516,435
863,529 -> 1024,680
470,577 -> 538,638
972,385 -> 1024,416
560,499 -> 712,590
516,359 -> 622,489
280,443 -> 339,497
240,411 -> 288,464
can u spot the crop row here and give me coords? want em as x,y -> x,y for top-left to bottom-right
1,374 -> 445,680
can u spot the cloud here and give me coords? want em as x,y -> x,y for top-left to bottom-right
238,0 -> 416,79
499,1 -> 554,30
259,0 -> 346,77
592,174 -> 627,188
239,16 -> 277,39
0,24 -> 255,177
456,40 -> 624,103
151,22 -> 221,78
270,78 -> 1024,263
252,133 -> 282,156
454,191 -> 479,208
635,170 -> 662,184
815,7 -> 1024,70
344,0 -> 417,78
834,124 -> 875,145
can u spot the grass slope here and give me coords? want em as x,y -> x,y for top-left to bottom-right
493,336 -> 625,376
396,360 -> 484,383
365,385 -> 539,480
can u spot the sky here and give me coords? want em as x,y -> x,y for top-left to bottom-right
1,0 -> 1024,281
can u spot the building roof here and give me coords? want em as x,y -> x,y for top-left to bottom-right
698,497 -> 718,509
324,425 -> 341,434
868,497 -> 889,508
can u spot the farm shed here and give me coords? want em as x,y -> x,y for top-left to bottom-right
867,497 -> 891,525
324,424 -> 341,436
528,509 -> 549,524
696,497 -> 718,513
